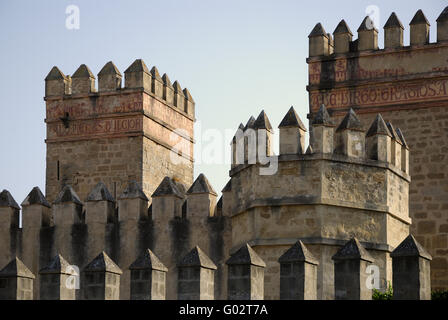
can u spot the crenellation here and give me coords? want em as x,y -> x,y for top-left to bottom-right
307,8 -> 448,291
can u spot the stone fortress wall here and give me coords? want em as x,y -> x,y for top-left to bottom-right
307,6 -> 448,290
1,6 -> 447,300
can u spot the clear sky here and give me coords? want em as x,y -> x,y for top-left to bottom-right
0,0 -> 445,205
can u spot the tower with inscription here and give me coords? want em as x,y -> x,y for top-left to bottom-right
307,7 -> 448,290
44,59 -> 195,203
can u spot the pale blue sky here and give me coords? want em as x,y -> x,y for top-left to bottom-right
0,0 -> 445,204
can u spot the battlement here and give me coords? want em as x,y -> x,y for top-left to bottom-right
0,173 -> 231,300
307,8 -> 448,117
43,59 -> 196,204
45,59 -> 195,118
0,237 -> 431,300
227,105 -> 412,298
306,7 -> 448,292
308,7 -> 448,58
231,105 -> 409,177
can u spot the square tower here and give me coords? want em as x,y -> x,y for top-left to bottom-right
44,60 -> 195,203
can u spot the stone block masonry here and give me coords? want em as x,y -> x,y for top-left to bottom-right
307,7 -> 448,290
44,59 -> 195,203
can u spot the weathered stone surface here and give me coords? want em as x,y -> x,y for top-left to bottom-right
119,181 -> 148,200
226,244 -> 266,267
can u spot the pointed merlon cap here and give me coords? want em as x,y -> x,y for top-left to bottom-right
39,254 -> 73,275
173,80 -> 184,94
162,73 -> 173,88
384,12 -> 404,29
278,240 -> 319,265
396,128 -> 409,149
21,186 -> 51,208
410,9 -> 430,25
54,185 -> 83,205
152,176 -> 184,199
358,16 -> 378,32
222,179 -> 232,193
437,6 -> 448,22
119,181 -> 148,201
129,249 -> 168,272
244,116 -> 256,130
278,106 -> 307,131
187,173 -> 217,196
177,246 -> 217,270
124,59 -> 149,74
366,114 -> 392,137
183,88 -> 194,103
336,108 -> 364,132
98,61 -> 122,76
253,110 -> 273,132
45,66 -> 66,81
0,257 -> 35,279
332,238 -> 374,262
308,23 -> 328,38
72,64 -> 95,79
83,251 -> 122,274
312,104 -> 334,126
305,145 -> 313,154
385,122 -> 402,145
391,234 -> 432,260
334,19 -> 353,35
150,66 -> 163,81
86,182 -> 115,202
0,189 -> 20,209
226,243 -> 266,267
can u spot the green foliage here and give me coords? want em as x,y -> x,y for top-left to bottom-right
431,290 -> 448,300
372,282 -> 393,300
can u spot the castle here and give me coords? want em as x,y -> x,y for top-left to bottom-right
0,7 -> 446,300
